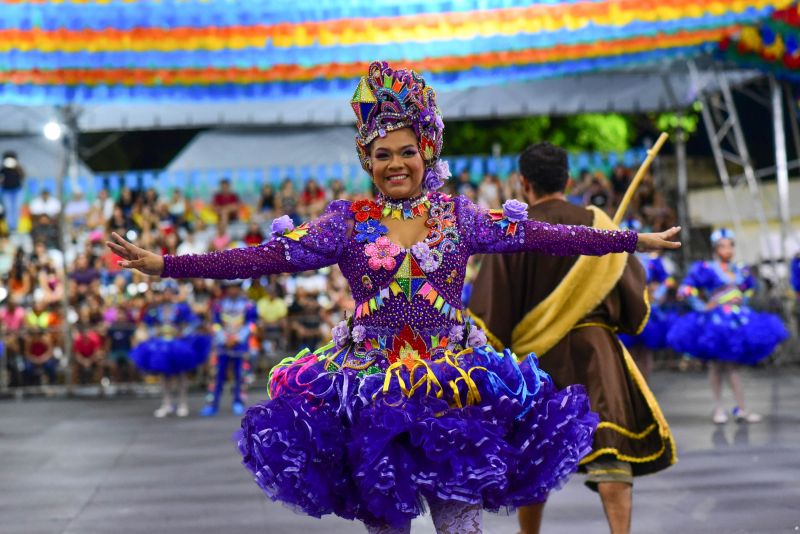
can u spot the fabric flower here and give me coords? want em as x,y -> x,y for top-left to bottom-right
449,324 -> 465,344
423,159 -> 451,191
355,219 -> 388,243
365,236 -> 401,271
502,199 -> 529,223
270,215 -> 294,236
467,327 -> 488,348
351,199 -> 382,222
332,320 -> 351,349
410,242 -> 440,273
352,325 -> 367,344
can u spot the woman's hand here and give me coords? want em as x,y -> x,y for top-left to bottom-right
106,232 -> 165,277
636,227 -> 682,252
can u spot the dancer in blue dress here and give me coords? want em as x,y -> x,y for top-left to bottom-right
131,282 -> 212,417
667,229 -> 787,423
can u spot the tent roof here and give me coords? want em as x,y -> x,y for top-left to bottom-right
166,127 -> 358,173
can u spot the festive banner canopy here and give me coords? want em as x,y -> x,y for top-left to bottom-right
719,2 -> 800,79
0,0 -> 792,106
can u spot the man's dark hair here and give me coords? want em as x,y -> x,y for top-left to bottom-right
518,142 -> 569,196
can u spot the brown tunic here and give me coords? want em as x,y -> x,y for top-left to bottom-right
469,198 -> 674,477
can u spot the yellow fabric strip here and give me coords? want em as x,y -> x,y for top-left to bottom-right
597,422 -> 658,440
510,206 -> 629,358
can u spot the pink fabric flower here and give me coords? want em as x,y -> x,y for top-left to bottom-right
365,236 -> 401,271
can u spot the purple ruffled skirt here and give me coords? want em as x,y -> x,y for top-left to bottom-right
235,344 -> 598,528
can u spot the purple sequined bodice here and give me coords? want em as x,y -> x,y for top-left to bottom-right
164,194 -> 637,346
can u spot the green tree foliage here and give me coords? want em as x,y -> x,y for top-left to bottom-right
442,113 -> 634,155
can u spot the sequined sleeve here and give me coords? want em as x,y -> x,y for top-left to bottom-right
457,197 -> 637,257
162,201 -> 351,280
677,261 -> 712,311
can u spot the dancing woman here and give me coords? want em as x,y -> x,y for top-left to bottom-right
668,229 -> 787,424
108,61 -> 679,533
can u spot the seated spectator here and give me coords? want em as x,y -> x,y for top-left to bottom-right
116,186 -> 136,218
609,164 -> 630,207
71,307 -> 105,385
35,261 -> 64,306
0,296 -> 26,386
70,254 -> 101,304
477,173 -> 504,209
258,184 -> 275,220
299,179 -> 327,218
24,328 -> 57,387
243,222 -> 265,247
30,214 -> 60,250
633,173 -> 675,232
87,188 -> 115,229
176,230 -> 206,256
0,236 -> 15,275
106,304 -> 137,383
329,179 -> 347,201
275,179 -> 300,225
288,287 -> 322,351
455,169 -> 477,197
584,174 -> 612,214
7,261 -> 32,304
212,178 -> 240,229
167,189 -> 188,227
210,225 -> 231,251
107,205 -> 133,236
256,282 -> 288,354
29,189 -> 62,221
64,190 -> 91,238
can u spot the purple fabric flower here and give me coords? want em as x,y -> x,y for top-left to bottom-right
423,159 -> 451,191
449,325 -> 465,343
271,215 -> 294,236
503,199 -> 529,223
352,325 -> 366,344
410,242 -> 440,273
332,320 -> 351,349
467,327 -> 488,348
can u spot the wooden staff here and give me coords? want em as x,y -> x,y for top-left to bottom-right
613,132 -> 669,226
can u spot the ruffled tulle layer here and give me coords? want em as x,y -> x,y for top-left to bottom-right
130,335 -> 212,375
620,308 -> 678,350
667,307 -> 787,364
235,344 -> 598,528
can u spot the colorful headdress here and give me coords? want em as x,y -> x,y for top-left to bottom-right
711,228 -> 735,246
351,61 -> 449,190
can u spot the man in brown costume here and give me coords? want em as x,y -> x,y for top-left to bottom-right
469,142 -> 676,534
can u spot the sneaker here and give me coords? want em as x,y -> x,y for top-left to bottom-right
199,405 -> 218,417
154,404 -> 174,418
732,407 -> 762,423
232,401 -> 245,416
712,407 -> 728,424
176,404 -> 190,418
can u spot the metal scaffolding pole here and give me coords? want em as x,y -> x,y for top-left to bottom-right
771,76 -> 792,270
674,119 -> 691,268
718,75 -> 777,262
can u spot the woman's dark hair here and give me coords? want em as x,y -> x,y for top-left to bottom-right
518,142 -> 569,195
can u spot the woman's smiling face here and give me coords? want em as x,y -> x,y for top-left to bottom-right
369,128 -> 425,199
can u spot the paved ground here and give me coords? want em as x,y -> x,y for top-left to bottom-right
2,368 -> 799,534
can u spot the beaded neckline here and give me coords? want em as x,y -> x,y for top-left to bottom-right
376,192 -> 430,220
